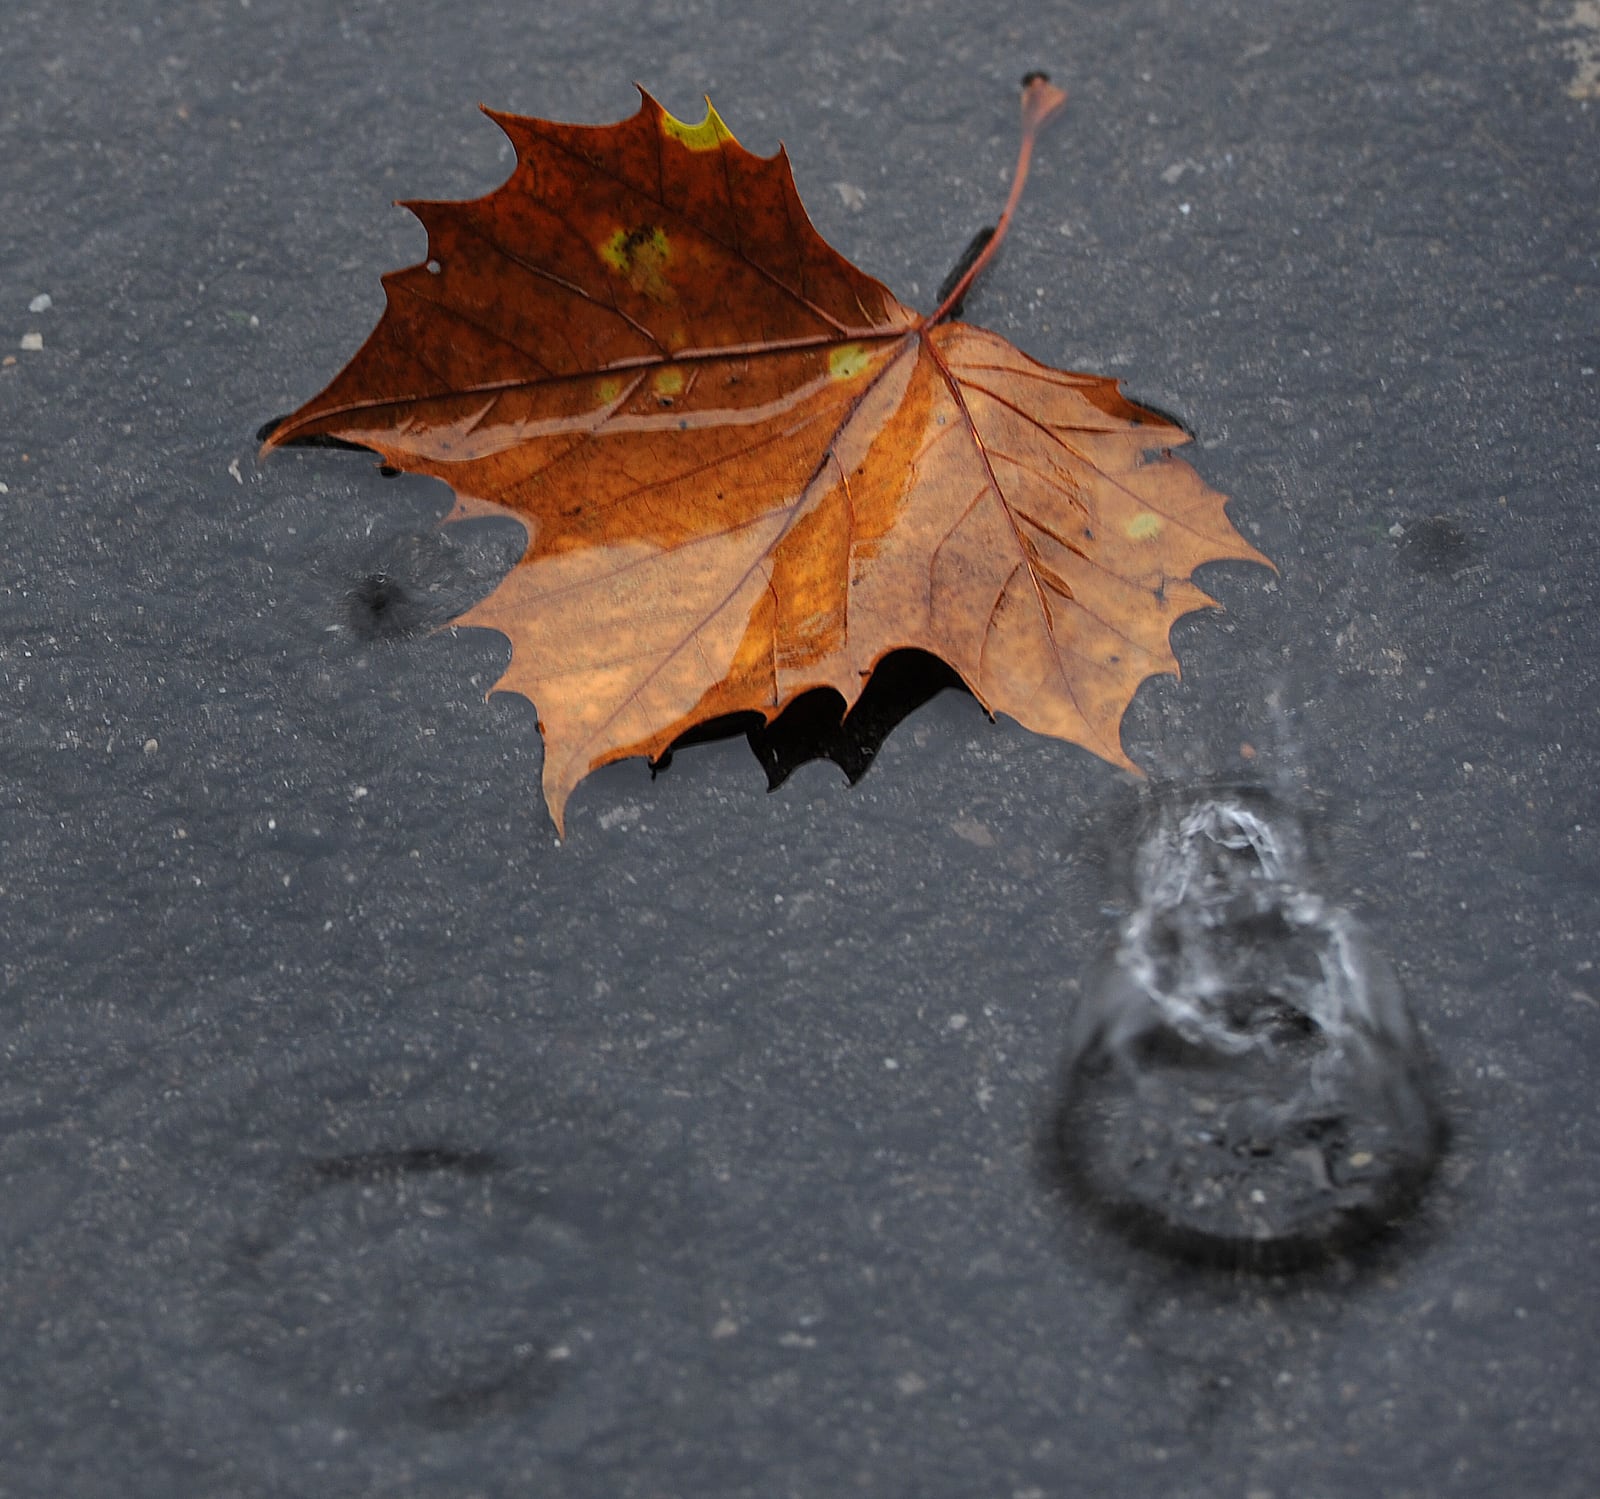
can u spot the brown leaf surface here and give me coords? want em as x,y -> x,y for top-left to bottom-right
266,77 -> 1269,833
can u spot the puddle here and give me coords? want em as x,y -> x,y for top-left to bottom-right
1054,784 -> 1444,1270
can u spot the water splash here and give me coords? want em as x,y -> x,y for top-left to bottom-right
1056,785 -> 1443,1269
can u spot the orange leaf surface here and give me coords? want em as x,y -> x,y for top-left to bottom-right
265,76 -> 1269,834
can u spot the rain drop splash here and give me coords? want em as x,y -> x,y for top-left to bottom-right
1056,786 -> 1443,1269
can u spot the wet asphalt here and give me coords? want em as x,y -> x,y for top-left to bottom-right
2,1 -> 1598,1495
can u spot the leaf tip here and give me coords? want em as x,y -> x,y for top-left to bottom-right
256,413 -> 287,459
542,771 -> 573,842
479,102 -> 519,135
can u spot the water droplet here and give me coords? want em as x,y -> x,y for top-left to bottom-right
1055,786 -> 1442,1269
347,569 -> 414,639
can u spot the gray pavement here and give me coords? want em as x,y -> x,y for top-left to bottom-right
2,2 -> 1597,1495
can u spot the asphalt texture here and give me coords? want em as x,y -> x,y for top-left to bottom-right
3,1 -> 1598,1496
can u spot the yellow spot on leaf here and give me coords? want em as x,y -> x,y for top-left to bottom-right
828,343 -> 872,380
598,225 -> 674,303
597,377 -> 622,403
652,368 -> 684,398
1127,513 -> 1163,541
661,98 -> 736,151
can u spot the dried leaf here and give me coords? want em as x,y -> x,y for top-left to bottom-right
266,76 -> 1269,833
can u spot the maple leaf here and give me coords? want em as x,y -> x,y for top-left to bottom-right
265,75 -> 1269,834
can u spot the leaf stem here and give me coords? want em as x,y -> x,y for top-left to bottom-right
925,73 -> 1068,329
